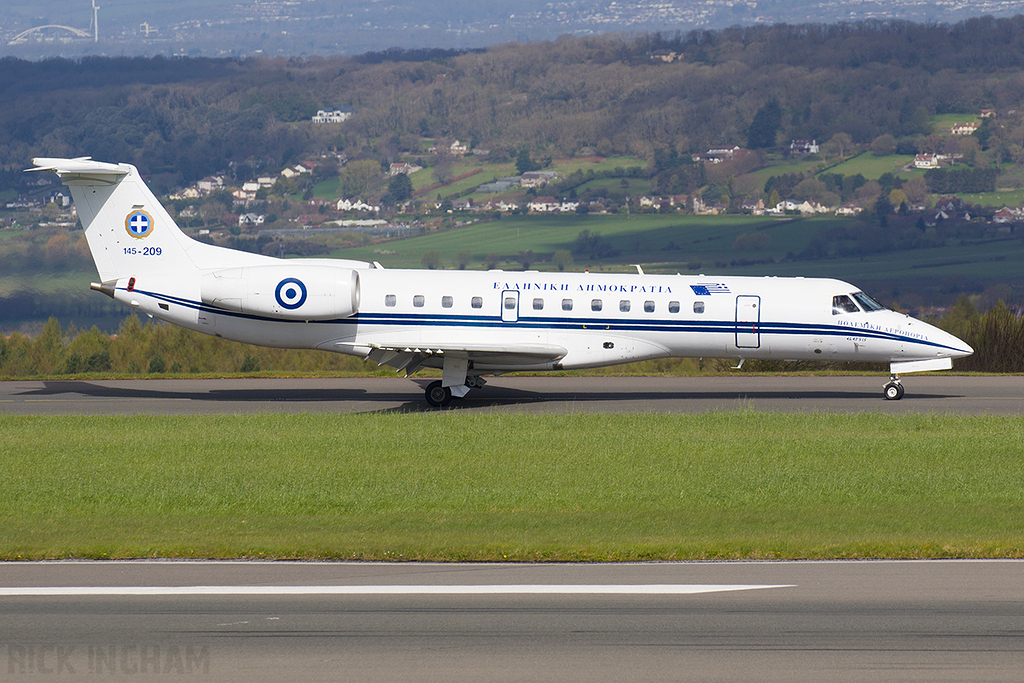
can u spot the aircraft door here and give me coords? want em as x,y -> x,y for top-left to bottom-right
501,290 -> 520,323
735,295 -> 761,349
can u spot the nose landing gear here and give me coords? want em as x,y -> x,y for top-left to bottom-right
883,374 -> 905,400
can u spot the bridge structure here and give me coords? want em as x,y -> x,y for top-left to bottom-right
8,0 -> 99,45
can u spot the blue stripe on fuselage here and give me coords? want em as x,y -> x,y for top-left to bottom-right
127,287 -> 963,354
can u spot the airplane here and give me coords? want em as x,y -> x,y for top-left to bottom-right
30,156 -> 974,407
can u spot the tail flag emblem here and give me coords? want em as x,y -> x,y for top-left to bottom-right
125,210 -> 154,239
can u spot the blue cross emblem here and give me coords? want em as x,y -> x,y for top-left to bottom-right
125,210 -> 153,239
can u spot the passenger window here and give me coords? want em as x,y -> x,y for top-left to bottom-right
668,301 -> 680,313
504,296 -> 517,310
644,300 -> 655,313
693,302 -> 705,314
441,296 -> 453,308
619,300 -> 631,312
591,299 -> 603,311
533,298 -> 544,310
832,294 -> 861,315
471,296 -> 483,309
385,294 -> 396,307
413,295 -> 424,308
562,299 -> 573,311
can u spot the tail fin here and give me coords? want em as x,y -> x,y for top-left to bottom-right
29,157 -> 266,282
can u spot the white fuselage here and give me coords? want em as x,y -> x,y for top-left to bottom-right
114,265 -> 971,374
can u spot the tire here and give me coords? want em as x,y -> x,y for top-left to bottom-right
884,382 -> 903,400
425,380 -> 453,407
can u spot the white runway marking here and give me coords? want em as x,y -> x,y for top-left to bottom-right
0,584 -> 792,596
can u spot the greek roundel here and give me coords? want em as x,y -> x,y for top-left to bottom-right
125,209 -> 154,239
275,278 -> 307,310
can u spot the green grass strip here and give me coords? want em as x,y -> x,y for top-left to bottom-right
2,412 -> 1022,561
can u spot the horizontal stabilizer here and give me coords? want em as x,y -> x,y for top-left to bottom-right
28,157 -> 128,185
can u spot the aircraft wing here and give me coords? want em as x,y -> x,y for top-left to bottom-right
329,341 -> 568,374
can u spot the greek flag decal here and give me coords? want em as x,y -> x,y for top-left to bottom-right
690,283 -> 730,296
125,210 -> 154,239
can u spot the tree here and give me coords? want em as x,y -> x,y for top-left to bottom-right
485,252 -> 501,269
746,99 -> 782,150
826,132 -> 853,159
432,155 -> 453,185
871,134 -> 896,156
888,188 -> 908,210
873,193 -> 893,226
385,173 -> 413,203
517,250 -> 535,270
421,250 -> 442,269
902,177 -> 928,204
553,249 -> 574,271
339,160 -> 382,198
792,177 -> 838,207
515,147 -> 540,174
455,250 -> 472,270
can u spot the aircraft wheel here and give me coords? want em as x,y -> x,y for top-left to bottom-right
883,381 -> 905,400
425,380 -> 453,408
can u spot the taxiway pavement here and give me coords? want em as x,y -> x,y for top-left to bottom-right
1,375 -> 1022,415
2,560 -> 1022,682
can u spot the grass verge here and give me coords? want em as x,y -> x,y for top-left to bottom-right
2,412 -> 1022,561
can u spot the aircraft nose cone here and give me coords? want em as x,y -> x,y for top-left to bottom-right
955,339 -> 974,358
939,328 -> 973,358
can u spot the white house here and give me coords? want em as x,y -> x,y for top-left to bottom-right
389,162 -> 422,176
336,198 -> 380,213
528,196 -> 560,213
520,171 -> 560,188
312,109 -> 352,123
950,122 -> 979,135
280,165 -> 311,179
197,176 -> 224,193
238,213 -> 265,227
789,139 -> 819,155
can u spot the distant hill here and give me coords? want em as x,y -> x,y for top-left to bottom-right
4,0 -> 1024,59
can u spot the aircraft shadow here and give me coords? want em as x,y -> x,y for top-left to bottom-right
19,380 -> 960,415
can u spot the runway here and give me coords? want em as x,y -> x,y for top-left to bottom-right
2,375 -> 1023,415
2,560 -> 1022,682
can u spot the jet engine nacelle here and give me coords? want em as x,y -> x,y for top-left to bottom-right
201,265 -> 360,320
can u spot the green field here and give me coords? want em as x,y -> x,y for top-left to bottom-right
930,113 -> 981,127
334,214 -> 806,270
330,213 -> 1024,299
960,189 -> 1024,207
824,153 -> 916,179
2,413 -> 1021,560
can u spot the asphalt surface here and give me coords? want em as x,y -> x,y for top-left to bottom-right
2,560 -> 1022,682
1,375 -> 1023,415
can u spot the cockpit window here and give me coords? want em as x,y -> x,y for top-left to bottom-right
832,294 -> 861,315
852,291 -> 886,312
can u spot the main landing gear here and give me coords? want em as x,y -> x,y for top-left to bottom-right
883,374 -> 905,400
424,376 -> 487,408
425,380 -> 453,408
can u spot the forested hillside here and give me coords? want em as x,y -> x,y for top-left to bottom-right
5,16 -> 1024,189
